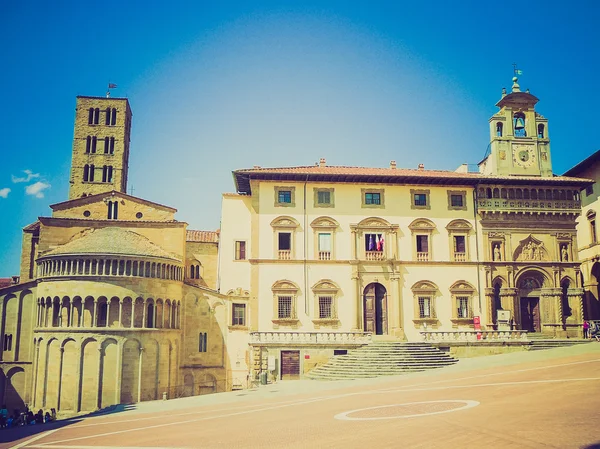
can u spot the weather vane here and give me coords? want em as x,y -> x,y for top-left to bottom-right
106,82 -> 118,98
512,63 -> 523,77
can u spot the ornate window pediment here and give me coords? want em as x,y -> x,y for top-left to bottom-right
270,216 -> 300,228
310,216 -> 339,229
311,279 -> 340,293
513,235 -> 548,261
411,281 -> 438,294
409,218 -> 436,232
446,219 -> 473,232
272,280 -> 300,293
356,217 -> 392,229
449,281 -> 476,293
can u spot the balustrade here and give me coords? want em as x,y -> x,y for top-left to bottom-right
416,252 -> 429,262
278,250 -> 291,260
365,251 -> 384,261
249,331 -> 372,345
318,251 -> 331,261
420,330 -> 528,342
453,252 -> 466,262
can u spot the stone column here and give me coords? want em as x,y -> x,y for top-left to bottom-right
118,299 -> 123,328
93,299 -> 98,327
106,298 -> 112,327
96,347 -> 104,410
115,341 -> 123,404
350,228 -> 357,260
69,298 -> 75,327
154,302 -> 158,328
137,347 -> 144,402
484,288 -> 495,329
56,347 -> 65,410
51,298 -> 57,327
131,299 -> 136,329
142,299 -> 147,328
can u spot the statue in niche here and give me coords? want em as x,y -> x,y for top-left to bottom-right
561,245 -> 569,261
493,244 -> 502,261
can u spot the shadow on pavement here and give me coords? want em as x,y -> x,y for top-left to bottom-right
581,443 -> 600,449
0,404 -> 137,445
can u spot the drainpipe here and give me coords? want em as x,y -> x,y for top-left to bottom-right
473,185 -> 483,314
304,176 -> 309,316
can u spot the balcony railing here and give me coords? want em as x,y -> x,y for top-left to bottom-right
416,252 -> 429,262
250,331 -> 372,345
278,250 -> 291,260
478,199 -> 581,213
421,330 -> 529,342
318,251 -> 331,261
453,252 -> 466,262
365,251 -> 384,261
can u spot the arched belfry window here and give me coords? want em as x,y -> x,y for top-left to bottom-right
105,107 -> 111,125
111,108 -> 117,125
83,164 -> 89,182
538,124 -> 545,138
514,112 -> 526,137
496,122 -> 503,137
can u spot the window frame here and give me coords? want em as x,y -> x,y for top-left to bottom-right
411,281 -> 439,325
446,219 -> 473,262
361,188 -> 385,209
447,190 -> 467,211
198,332 -> 208,352
274,186 -> 296,207
311,216 -> 339,261
234,240 -> 247,261
450,281 -> 476,325
271,216 -> 299,260
311,279 -> 340,328
410,189 -> 431,210
314,188 -> 334,208
231,303 -> 246,327
271,280 -> 300,327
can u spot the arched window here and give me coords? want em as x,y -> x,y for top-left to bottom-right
104,137 -> 110,153
83,164 -> 89,182
514,112 -> 526,137
94,108 -> 100,125
190,266 -> 195,279
493,188 -> 500,199
105,107 -> 111,125
523,189 -> 530,200
107,201 -> 118,220
85,136 -> 91,153
89,164 -> 95,182
537,124 -> 545,138
109,137 -> 115,154
496,122 -> 503,137
88,108 -> 94,124
111,108 -> 117,125
102,165 -> 108,182
486,188 -> 492,199
91,136 -> 97,153
107,166 -> 113,182
195,265 -> 200,278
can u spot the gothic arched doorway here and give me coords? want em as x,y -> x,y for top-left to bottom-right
587,263 -> 600,320
517,273 -> 545,332
363,283 -> 387,335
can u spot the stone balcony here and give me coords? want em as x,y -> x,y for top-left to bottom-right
249,331 -> 372,347
477,198 -> 581,215
421,330 -> 529,342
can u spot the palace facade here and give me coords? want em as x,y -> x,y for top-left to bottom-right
0,76 -> 594,412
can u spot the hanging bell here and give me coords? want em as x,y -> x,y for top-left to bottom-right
514,116 -> 525,130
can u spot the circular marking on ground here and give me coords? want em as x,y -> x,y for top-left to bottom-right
334,400 -> 480,421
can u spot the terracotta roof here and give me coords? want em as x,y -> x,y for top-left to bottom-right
186,230 -> 219,243
233,165 -> 593,194
41,227 -> 181,261
0,278 -> 14,288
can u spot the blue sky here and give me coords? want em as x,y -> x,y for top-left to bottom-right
1,1 -> 599,277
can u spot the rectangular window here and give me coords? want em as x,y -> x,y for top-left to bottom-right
278,233 -> 291,250
365,192 -> 381,205
317,190 -> 331,204
414,193 -> 427,207
318,233 -> 332,259
278,190 -> 292,204
3,334 -> 13,351
235,241 -> 246,260
278,296 -> 293,319
232,304 -> 246,326
418,296 -> 432,318
365,233 -> 384,252
450,194 -> 464,207
319,296 -> 333,319
457,296 -> 470,318
198,332 -> 207,352
587,185 -> 594,196
416,235 -> 428,253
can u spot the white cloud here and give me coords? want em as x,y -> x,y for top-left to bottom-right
0,188 -> 10,198
12,169 -> 40,183
25,181 -> 51,198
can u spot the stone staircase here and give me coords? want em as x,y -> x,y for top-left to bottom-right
306,341 -> 458,381
526,336 -> 593,351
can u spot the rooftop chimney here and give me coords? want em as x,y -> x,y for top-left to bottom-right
11,275 -> 20,285
319,158 -> 326,167
390,160 -> 397,169
418,163 -> 424,170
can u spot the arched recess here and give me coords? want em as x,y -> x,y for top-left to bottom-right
3,294 -> 18,361
79,338 -> 99,411
141,339 -> 159,402
5,367 -> 26,410
198,372 -> 217,395
17,290 -> 34,361
100,338 -> 119,409
183,373 -> 194,397
59,338 -> 78,411
515,269 -> 551,333
45,338 -> 61,409
120,339 -> 141,404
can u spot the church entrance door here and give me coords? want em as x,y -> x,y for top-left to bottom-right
363,283 -> 388,335
520,298 -> 540,332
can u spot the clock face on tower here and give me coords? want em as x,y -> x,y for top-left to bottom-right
512,144 -> 536,168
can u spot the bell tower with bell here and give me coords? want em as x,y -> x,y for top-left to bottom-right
479,75 -> 552,177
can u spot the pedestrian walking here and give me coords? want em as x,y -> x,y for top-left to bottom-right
583,320 -> 590,339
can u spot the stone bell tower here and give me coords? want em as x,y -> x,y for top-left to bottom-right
479,77 -> 552,177
68,95 -> 132,199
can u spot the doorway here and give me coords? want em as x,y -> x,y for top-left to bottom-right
363,283 -> 388,335
280,351 -> 300,380
520,298 -> 541,332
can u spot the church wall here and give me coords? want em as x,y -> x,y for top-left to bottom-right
185,241 -> 218,289
20,230 -> 37,282
52,197 -> 175,222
